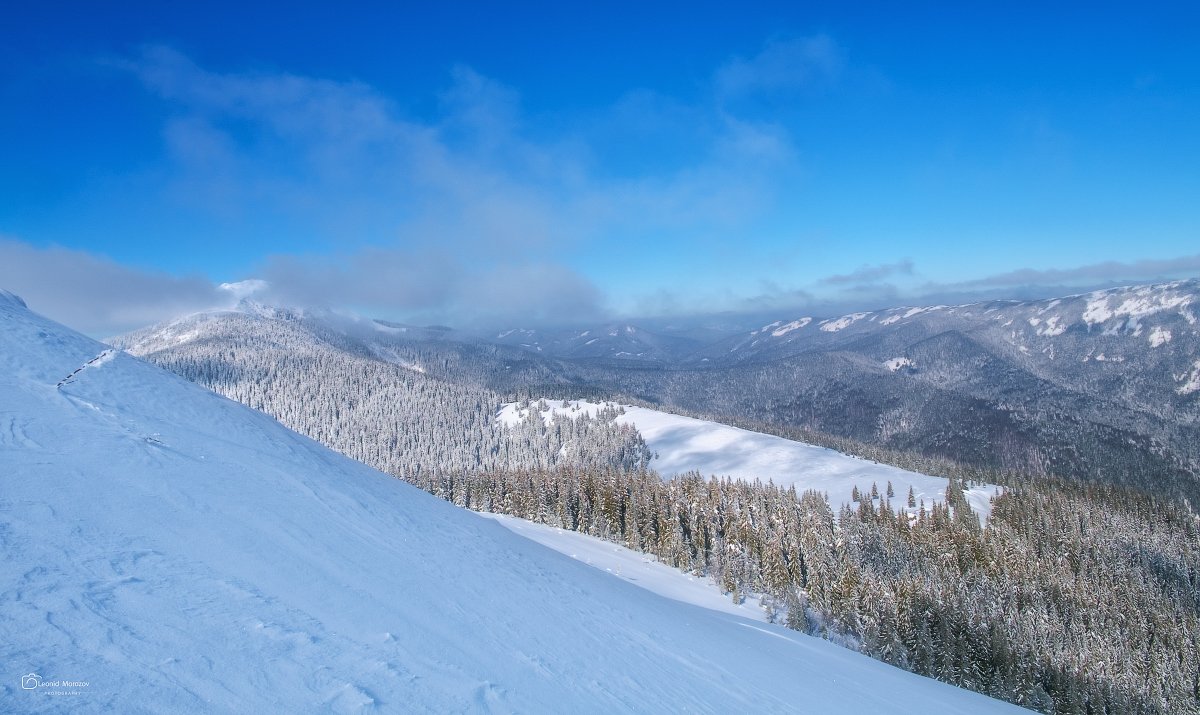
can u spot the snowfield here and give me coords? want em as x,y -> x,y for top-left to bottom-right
498,400 -> 998,523
0,292 -> 1024,713
481,513 -> 772,623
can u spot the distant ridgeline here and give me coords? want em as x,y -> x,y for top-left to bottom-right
116,296 -> 1200,715
482,280 -> 1200,505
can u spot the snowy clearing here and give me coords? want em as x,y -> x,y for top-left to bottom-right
498,400 -> 999,524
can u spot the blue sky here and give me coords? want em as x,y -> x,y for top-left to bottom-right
2,1 -> 1199,333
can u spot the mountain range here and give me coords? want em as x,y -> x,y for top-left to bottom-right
115,279 -> 1200,502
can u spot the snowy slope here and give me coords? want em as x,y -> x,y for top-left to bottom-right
499,401 -> 998,520
0,292 -> 1024,713
481,513 -> 772,623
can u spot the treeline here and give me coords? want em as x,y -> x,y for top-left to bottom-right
408,466 -> 1200,715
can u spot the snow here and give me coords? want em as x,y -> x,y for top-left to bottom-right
1149,326 -> 1172,347
904,306 -> 942,318
1030,315 -> 1066,337
770,318 -> 811,337
1177,360 -> 1200,395
498,401 -> 997,523
1082,286 -> 1192,326
819,312 -> 870,332
480,513 -> 771,623
884,357 -> 914,372
881,306 -> 944,326
0,294 -> 1023,713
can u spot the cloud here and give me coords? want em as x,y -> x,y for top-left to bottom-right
715,35 -> 843,101
0,238 -> 231,336
256,249 -> 604,328
927,254 -> 1200,292
91,45 -> 809,327
716,254 -> 1200,323
819,259 -> 915,286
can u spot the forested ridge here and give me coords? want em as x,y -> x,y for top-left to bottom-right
117,313 -> 651,475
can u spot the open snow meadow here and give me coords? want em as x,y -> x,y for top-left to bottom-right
0,293 -> 1029,712
498,400 -> 999,523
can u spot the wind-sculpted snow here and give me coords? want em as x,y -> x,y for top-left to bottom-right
0,295 -> 1025,713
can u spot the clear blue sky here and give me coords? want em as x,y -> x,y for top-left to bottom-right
2,1 -> 1198,333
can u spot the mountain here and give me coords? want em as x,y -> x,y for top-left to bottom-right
647,280 -> 1200,499
1,290 -> 1029,713
114,280 -> 1200,502
692,280 -> 1200,385
489,323 -> 706,364
111,305 -> 650,477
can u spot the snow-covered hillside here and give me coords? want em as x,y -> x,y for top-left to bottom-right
481,513 -> 773,623
0,292 -> 1024,713
499,400 -> 997,521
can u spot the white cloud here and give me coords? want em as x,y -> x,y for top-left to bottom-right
715,35 -> 843,100
95,44 -> 809,326
0,238 -> 232,336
